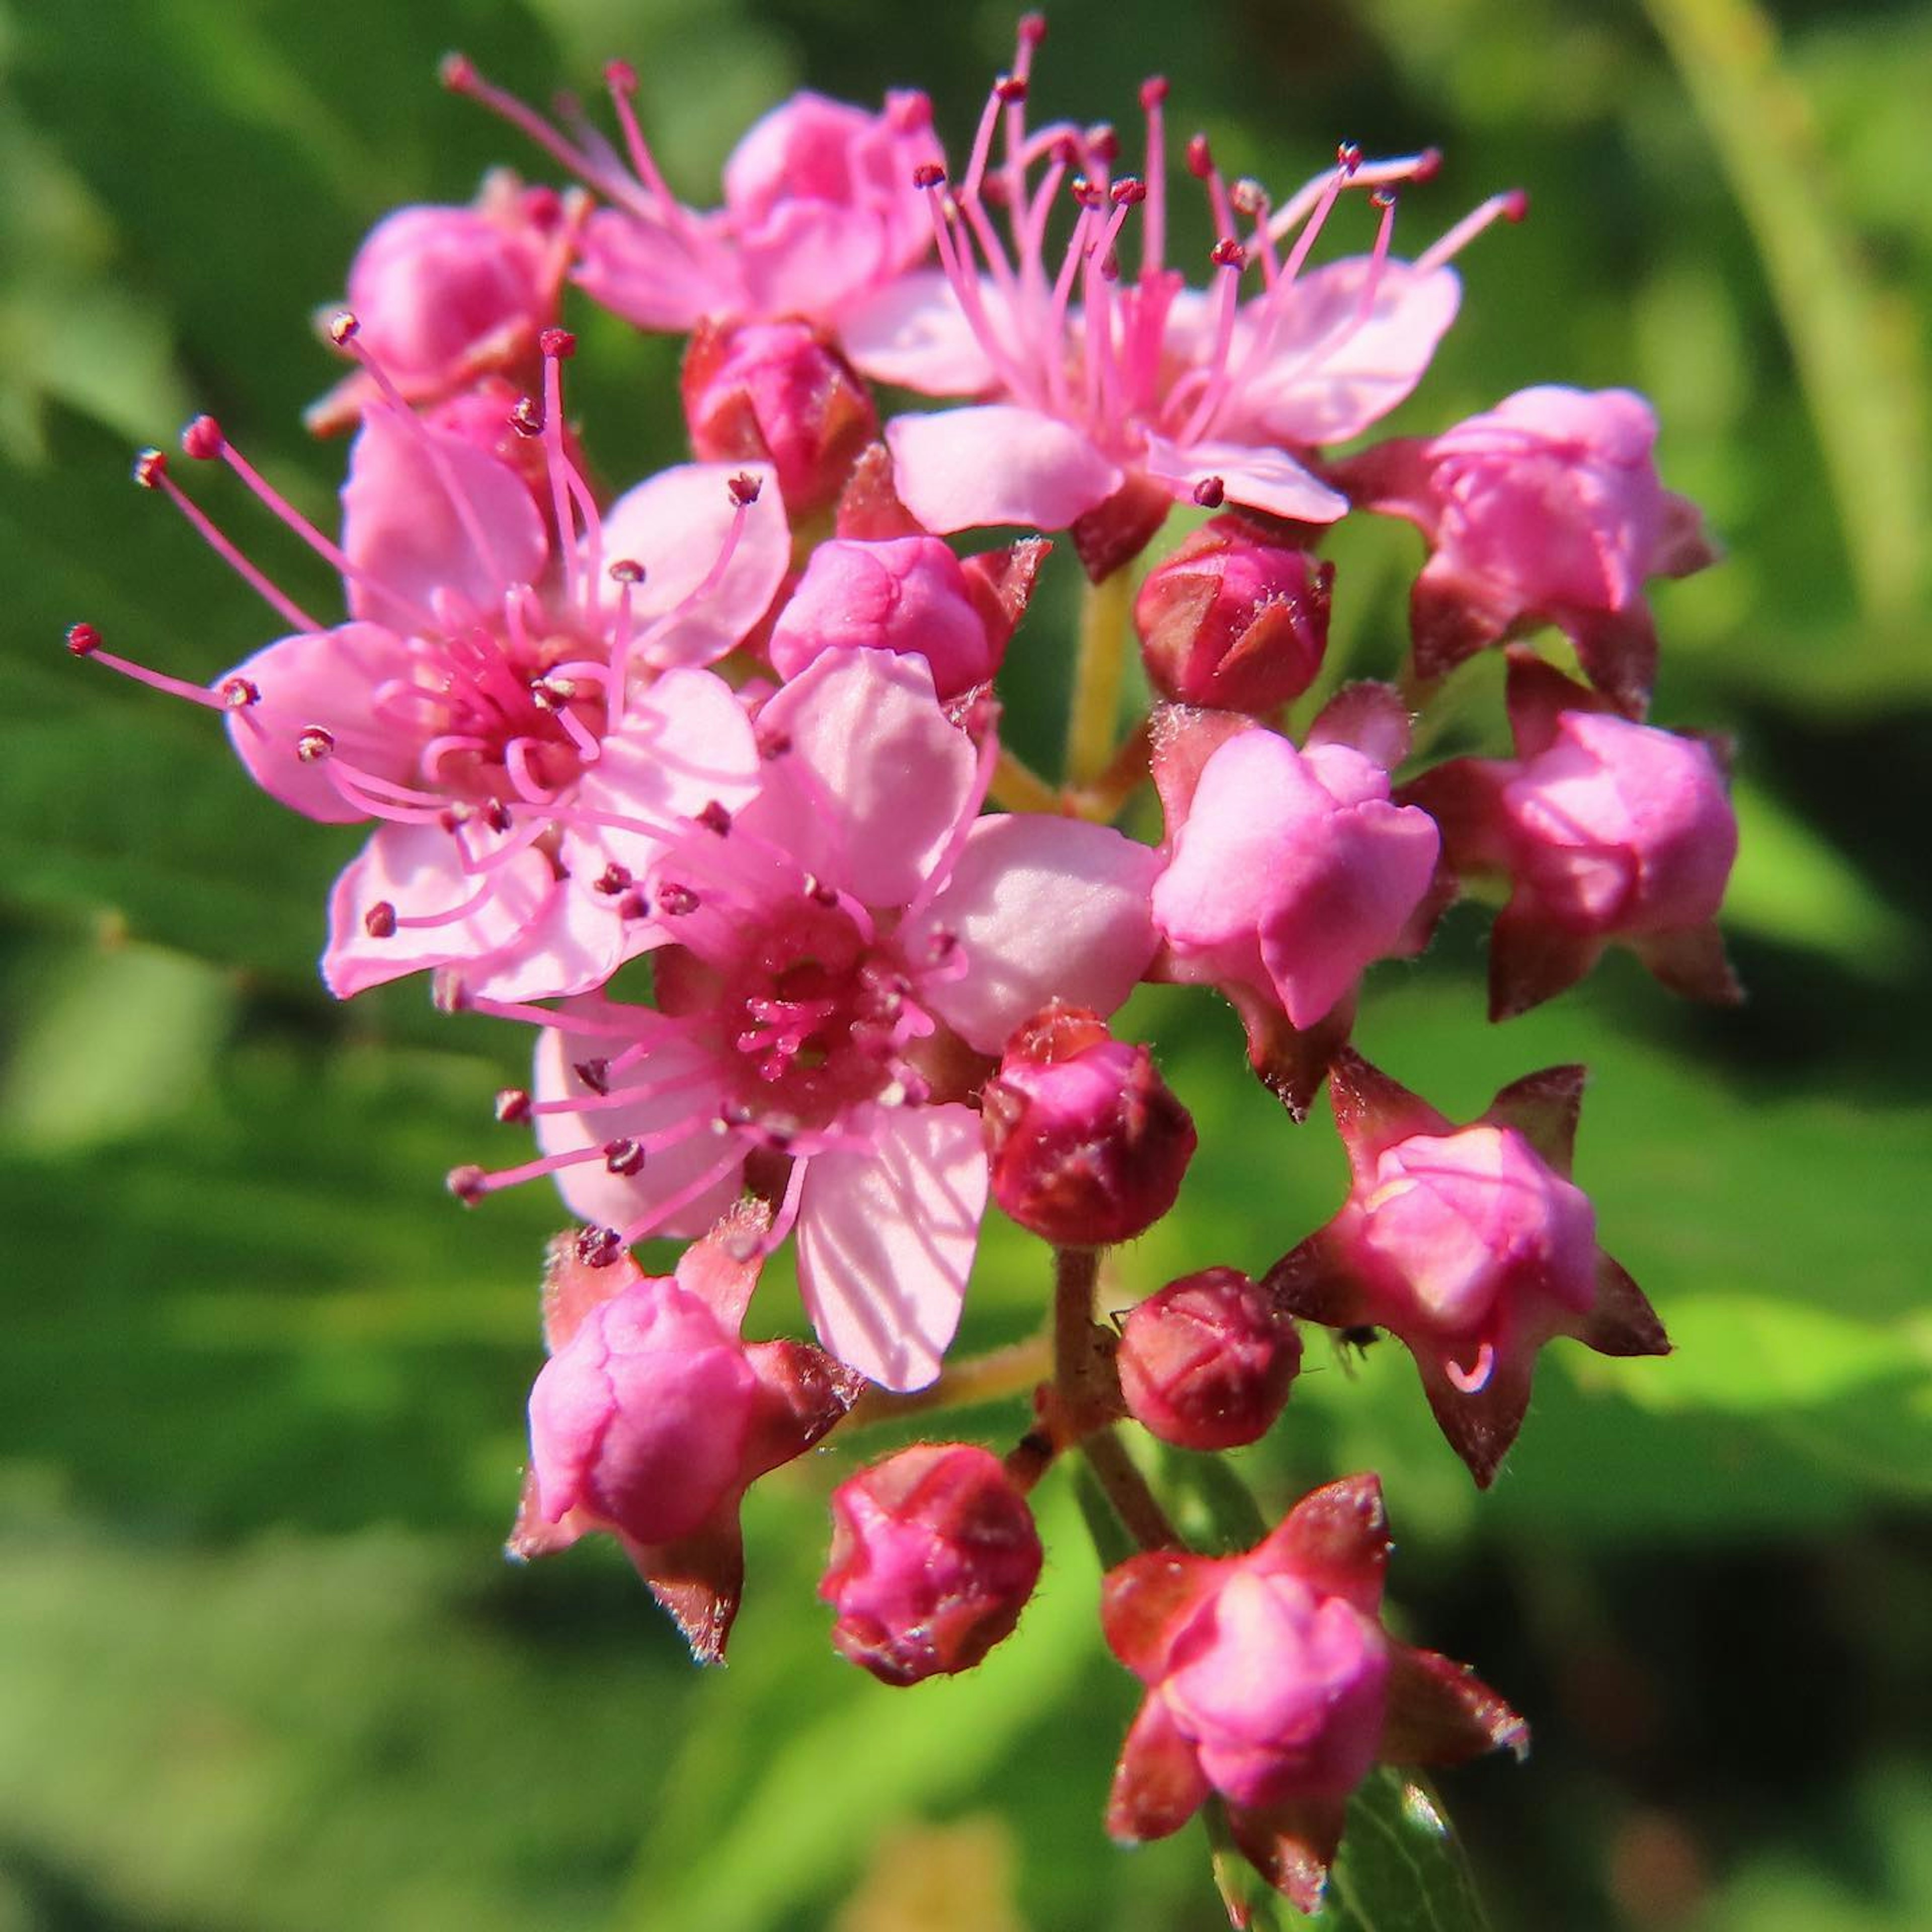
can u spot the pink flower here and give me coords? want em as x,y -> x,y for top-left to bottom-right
1264,1051 -> 1669,1485
509,1203 -> 863,1663
841,24 -> 1518,576
1336,384 -> 1717,714
1103,1474 -> 1525,1913
820,1442 -> 1043,1685
1149,686 -> 1440,1114
1402,653 -> 1740,1016
463,647 -> 1161,1390
768,532 -> 1038,700
88,355 -> 790,1003
445,56 -> 936,332
306,172 -> 583,435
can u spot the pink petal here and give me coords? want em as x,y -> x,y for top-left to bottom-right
563,667 -> 763,881
795,1104 -> 988,1391
321,821 -> 569,998
886,405 -> 1123,534
596,461 -> 788,669
745,648 -> 977,909
737,202 -> 889,322
1232,260 -> 1462,448
532,1024 -> 743,1239
1139,434 -> 1348,524
839,270 -> 1001,394
223,621 -> 421,824
906,816 -> 1160,1054
341,409 -> 547,631
572,205 -> 744,334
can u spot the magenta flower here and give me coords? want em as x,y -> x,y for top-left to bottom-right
1403,653 -> 1740,1016
1336,384 -> 1717,714
1264,1051 -> 1669,1485
820,1442 -> 1043,1685
1149,686 -> 1441,1114
305,171 -> 584,434
509,1202 -> 863,1662
841,23 -> 1515,575
84,352 -> 790,1002
1103,1474 -> 1525,1912
462,647 -> 1160,1390
446,55 -> 936,332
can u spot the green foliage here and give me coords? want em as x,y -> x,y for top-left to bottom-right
1,1 -> 1926,1928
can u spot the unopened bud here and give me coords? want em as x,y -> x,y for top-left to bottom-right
982,1006 -> 1195,1247
820,1443 -> 1043,1686
1135,515 -> 1332,712
681,318 -> 878,518
1117,1267 -> 1302,1450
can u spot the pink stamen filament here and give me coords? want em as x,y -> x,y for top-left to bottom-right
1415,189 -> 1527,275
603,66 -> 694,231
1353,190 -> 1399,327
526,1060 -> 716,1117
920,182 -> 1032,401
78,645 -> 239,712
146,469 -> 324,635
1265,147 -> 1438,245
1140,84 -> 1167,276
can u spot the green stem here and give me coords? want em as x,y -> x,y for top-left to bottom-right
1065,567 -> 1137,788
844,1331 -> 1051,1431
1082,1428 -> 1184,1552
987,746 -> 1065,817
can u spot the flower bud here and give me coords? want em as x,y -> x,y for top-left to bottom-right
820,1443 -> 1043,1685
1498,710 -> 1736,937
1118,1266 -> 1302,1450
769,534 -> 1004,697
682,317 -> 878,517
1134,515 -> 1332,712
982,1007 -> 1196,1247
526,1270 -> 761,1547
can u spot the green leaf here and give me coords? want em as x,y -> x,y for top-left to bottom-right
1308,1771 -> 1494,1932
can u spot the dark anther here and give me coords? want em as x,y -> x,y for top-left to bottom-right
495,1087 -> 532,1123
1192,475 -> 1226,508
181,415 -> 225,460
219,677 -> 260,709
133,449 -> 168,488
574,1058 -> 612,1095
594,862 -> 633,896
603,1138 -> 645,1177
539,328 -> 577,359
364,901 -> 398,939
575,1225 -> 623,1268
446,1164 -> 488,1204
696,799 -> 733,836
296,727 -> 336,762
658,882 -> 700,917
727,471 -> 763,507
65,622 -> 102,657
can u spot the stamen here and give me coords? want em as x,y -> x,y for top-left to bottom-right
1139,76 -> 1168,275
1415,188 -> 1528,275
1354,187 -> 1400,326
64,621 -> 248,713
133,448 -> 326,635
601,59 -> 692,227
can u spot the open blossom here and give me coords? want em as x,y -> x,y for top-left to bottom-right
1149,685 -> 1440,1115
1264,1051 -> 1669,1485
1103,1475 -> 1525,1912
1335,384 -> 1717,715
1402,652 -> 1740,1016
464,647 -> 1160,1390
446,55 -> 936,333
306,171 -> 584,434
82,347 -> 790,1002
842,21 -> 1519,575
509,1202 -> 863,1663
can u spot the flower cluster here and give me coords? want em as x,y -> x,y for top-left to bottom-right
70,16 -> 1737,1919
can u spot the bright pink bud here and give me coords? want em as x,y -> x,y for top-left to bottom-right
682,317 -> 878,517
1354,1125 -> 1598,1335
1103,1475 -> 1525,1912
769,534 -> 1003,698
982,1006 -> 1196,1247
1134,515 -> 1332,712
1500,710 -> 1736,936
820,1442 -> 1043,1685
527,1271 -> 760,1546
1118,1266 -> 1302,1450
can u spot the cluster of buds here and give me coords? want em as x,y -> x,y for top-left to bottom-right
69,14 -> 1739,1919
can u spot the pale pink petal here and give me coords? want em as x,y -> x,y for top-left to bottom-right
1231,260 -> 1462,448
533,1025 -> 742,1238
464,881 -> 630,1004
564,668 -> 763,880
795,1104 -> 988,1390
596,461 -> 788,669
738,203 -> 891,321
745,648 -> 977,909
887,405 -> 1123,533
223,621 -> 420,823
1139,434 -> 1348,525
572,205 -> 744,333
321,821 -> 561,997
341,409 -> 547,631
906,817 -> 1160,1054
839,271 -> 1001,393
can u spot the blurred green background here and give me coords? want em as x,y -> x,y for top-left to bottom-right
2,0 -> 1928,1926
